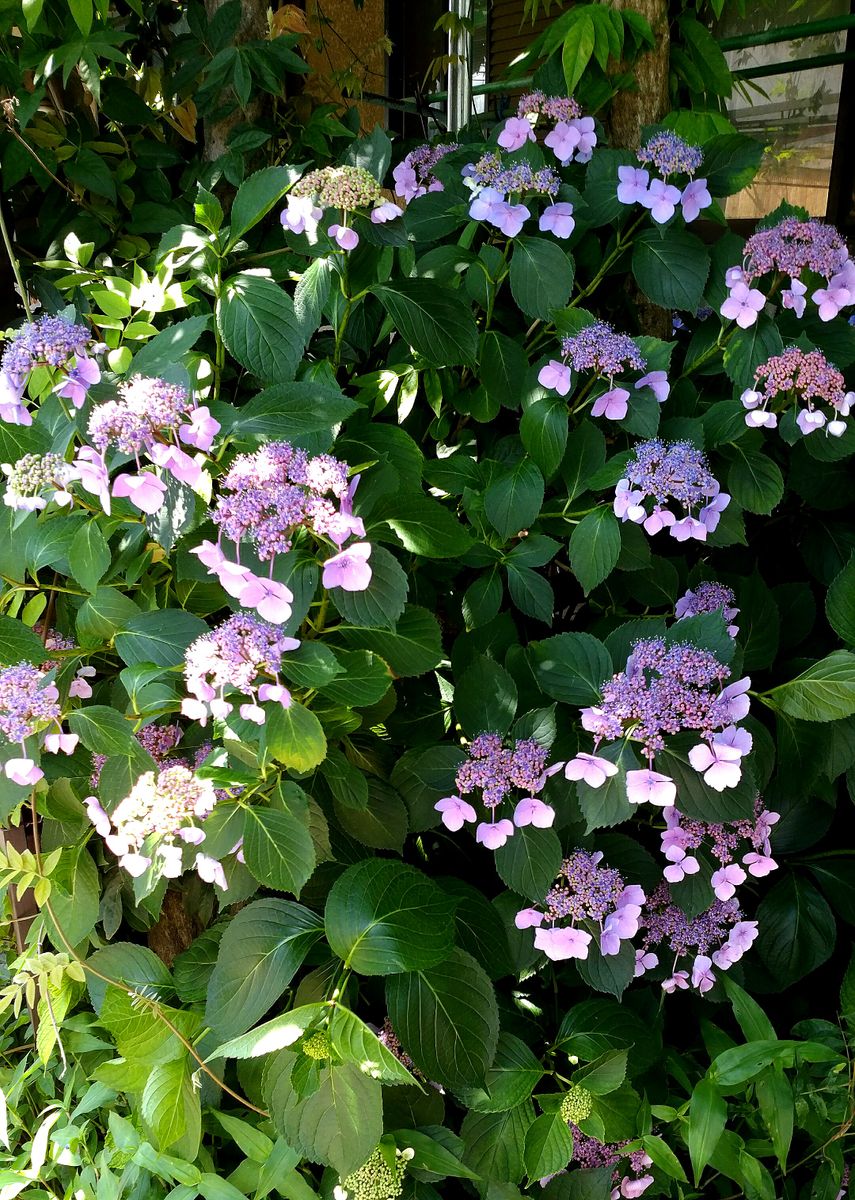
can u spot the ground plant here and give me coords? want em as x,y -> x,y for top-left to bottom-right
0,29 -> 854,1200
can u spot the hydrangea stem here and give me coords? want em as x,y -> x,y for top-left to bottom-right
0,196 -> 33,322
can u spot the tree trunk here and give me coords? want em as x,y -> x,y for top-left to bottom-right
608,0 -> 672,338
202,0 -> 269,163
607,0 -> 670,150
147,888 -> 199,966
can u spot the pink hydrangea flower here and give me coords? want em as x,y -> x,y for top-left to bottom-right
4,757 -> 43,786
782,278 -> 807,318
514,907 -> 544,929
322,542 -> 372,591
680,178 -> 711,223
626,769 -> 676,807
636,370 -> 670,403
688,739 -> 743,791
691,953 -> 716,993
112,471 -> 168,514
564,753 -> 618,788
711,863 -> 747,900
498,116 -> 536,151
539,202 -> 575,239
534,925 -> 592,961
371,202 -> 403,224
328,224 -> 359,251
720,282 -> 766,329
180,406 -> 220,452
475,818 -> 515,849
544,120 -> 581,164
642,178 -> 682,223
538,359 -> 572,396
195,852 -> 228,890
435,795 -> 477,832
513,796 -> 555,828
591,386 -> 631,421
661,970 -> 689,993
55,355 -> 100,408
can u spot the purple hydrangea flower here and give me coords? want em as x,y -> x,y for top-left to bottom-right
183,612 -> 298,726
392,143 -> 458,202
435,732 -> 552,845
614,439 -> 729,542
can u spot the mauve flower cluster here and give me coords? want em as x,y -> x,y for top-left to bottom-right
0,315 -> 102,424
392,142 -> 459,202
617,131 -> 711,224
614,439 -> 730,543
659,797 -> 779,892
675,582 -> 740,637
538,321 -> 668,420
435,732 -> 557,848
282,166 -> 401,251
85,374 -> 219,515
721,216 -> 855,326
514,850 -> 645,961
636,881 -> 758,993
563,637 -> 752,806
464,151 -> 574,240
2,453 -> 76,512
498,91 -> 596,166
182,612 -> 298,727
0,661 -> 74,786
741,346 -> 854,437
561,1127 -> 654,1199
194,441 -> 370,623
85,764 -> 225,887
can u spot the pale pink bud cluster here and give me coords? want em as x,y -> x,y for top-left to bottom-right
282,166 -> 401,253
85,765 -> 224,887
741,346 -> 854,438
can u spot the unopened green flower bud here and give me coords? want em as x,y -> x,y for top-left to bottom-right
302,1030 -> 331,1060
334,1147 -> 408,1200
560,1084 -> 593,1124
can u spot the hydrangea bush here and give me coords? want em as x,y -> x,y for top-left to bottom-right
1,93 -> 855,1200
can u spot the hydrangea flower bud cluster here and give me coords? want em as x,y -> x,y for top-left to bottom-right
514,850 -> 645,961
740,346 -> 854,437
498,91 -> 596,166
561,1127 -> 654,1199
563,637 -> 752,806
333,1147 -> 413,1200
2,453 -> 76,512
721,216 -> 855,326
636,881 -> 758,993
392,142 -> 458,202
282,166 -> 401,251
617,131 -> 711,225
464,152 -> 574,240
0,661 -> 81,786
0,315 -> 102,424
435,732 -> 556,848
87,374 -> 219,515
613,439 -> 730,543
675,582 -> 740,637
182,613 -> 299,727
84,764 -> 224,886
537,321 -> 668,420
560,1084 -> 593,1123
659,798 -> 779,892
193,443 -> 370,622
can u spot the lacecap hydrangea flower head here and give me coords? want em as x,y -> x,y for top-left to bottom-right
721,215 -> 855,327
563,636 -> 753,806
515,850 -> 645,962
282,165 -> 402,251
740,345 -> 854,437
497,90 -> 597,165
658,796 -> 779,892
613,438 -> 730,543
435,732 -> 560,849
0,660 -> 78,787
538,320 -> 669,420
392,142 -> 458,202
636,880 -> 759,994
0,313 -> 103,425
463,150 -> 573,240
675,581 -> 740,638
616,130 -> 711,225
192,441 -> 371,625
87,373 -> 220,515
85,764 -> 225,888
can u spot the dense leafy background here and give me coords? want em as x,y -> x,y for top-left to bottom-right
1,3 -> 855,1200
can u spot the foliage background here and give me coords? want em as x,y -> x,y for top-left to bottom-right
1,3 -> 854,1200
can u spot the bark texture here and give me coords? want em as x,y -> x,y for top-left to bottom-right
202,0 -> 269,163
148,888 -> 200,966
608,0 -> 672,338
